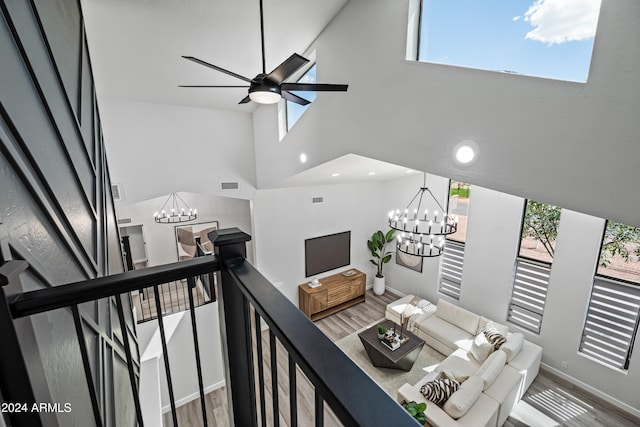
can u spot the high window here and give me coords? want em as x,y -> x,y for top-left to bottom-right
439,180 -> 471,299
507,200 -> 561,333
285,64 -> 316,131
579,221 -> 640,370
416,0 -> 602,83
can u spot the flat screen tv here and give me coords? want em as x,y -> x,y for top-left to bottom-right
305,231 -> 351,277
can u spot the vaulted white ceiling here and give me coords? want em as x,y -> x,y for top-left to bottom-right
82,0 -> 347,113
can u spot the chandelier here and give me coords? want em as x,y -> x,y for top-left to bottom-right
388,174 -> 458,257
153,193 -> 197,224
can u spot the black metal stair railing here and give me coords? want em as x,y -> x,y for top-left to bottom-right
135,242 -> 216,323
0,256 -> 220,427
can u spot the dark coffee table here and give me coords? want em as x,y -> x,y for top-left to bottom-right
358,319 -> 425,371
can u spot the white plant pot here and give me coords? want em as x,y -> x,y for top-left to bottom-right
373,275 -> 386,296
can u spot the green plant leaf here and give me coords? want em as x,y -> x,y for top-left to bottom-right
385,228 -> 396,242
382,254 -> 392,264
415,402 -> 426,412
367,240 -> 374,252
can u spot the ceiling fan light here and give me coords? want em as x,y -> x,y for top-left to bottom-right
249,86 -> 281,104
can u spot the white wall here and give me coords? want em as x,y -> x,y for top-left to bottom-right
252,182 -> 385,304
137,304 -> 226,412
115,192 -> 253,266
458,186 -> 524,320
252,0 -> 640,228
101,99 -> 256,204
159,303 -> 225,411
139,358 -> 162,427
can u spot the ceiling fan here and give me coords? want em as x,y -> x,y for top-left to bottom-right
179,0 -> 348,106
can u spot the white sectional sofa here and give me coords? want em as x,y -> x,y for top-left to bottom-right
396,298 -> 543,427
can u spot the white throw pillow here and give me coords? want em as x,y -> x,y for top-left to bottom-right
501,332 -> 525,362
469,332 -> 493,364
443,376 -> 484,419
475,350 -> 507,390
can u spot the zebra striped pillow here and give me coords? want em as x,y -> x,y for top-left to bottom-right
483,323 -> 507,351
419,378 -> 460,405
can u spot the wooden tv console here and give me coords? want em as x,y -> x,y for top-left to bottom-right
298,269 -> 366,321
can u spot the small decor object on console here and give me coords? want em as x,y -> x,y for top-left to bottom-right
377,324 -> 387,339
342,269 -> 357,277
381,333 -> 401,351
308,278 -> 321,288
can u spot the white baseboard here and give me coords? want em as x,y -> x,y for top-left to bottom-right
384,285 -> 406,297
161,380 -> 226,413
540,363 -> 640,419
365,283 -> 405,298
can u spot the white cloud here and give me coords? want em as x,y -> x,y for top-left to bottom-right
513,15 -> 521,22
523,0 -> 601,45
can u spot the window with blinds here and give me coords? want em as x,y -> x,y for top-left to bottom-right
579,278 -> 640,370
507,200 -> 559,334
507,259 -> 551,333
579,220 -> 640,370
439,240 -> 465,299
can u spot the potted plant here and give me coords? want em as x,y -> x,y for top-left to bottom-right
377,324 -> 387,339
403,401 -> 427,426
367,229 -> 395,295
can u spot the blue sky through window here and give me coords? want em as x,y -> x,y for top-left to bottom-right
418,0 -> 602,83
286,64 -> 316,131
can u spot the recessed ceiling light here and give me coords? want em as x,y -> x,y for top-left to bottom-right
368,172 -> 376,176
331,173 -> 340,177
453,140 -> 478,165
299,153 -> 307,163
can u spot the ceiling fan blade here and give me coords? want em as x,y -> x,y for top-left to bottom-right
178,85 -> 249,88
239,95 -> 251,104
182,56 -> 253,83
266,53 -> 309,84
281,83 -> 349,92
281,90 -> 311,106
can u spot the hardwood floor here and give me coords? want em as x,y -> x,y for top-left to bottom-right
163,289 -> 640,427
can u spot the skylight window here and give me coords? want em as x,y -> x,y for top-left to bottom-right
417,0 -> 602,83
286,64 -> 316,131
